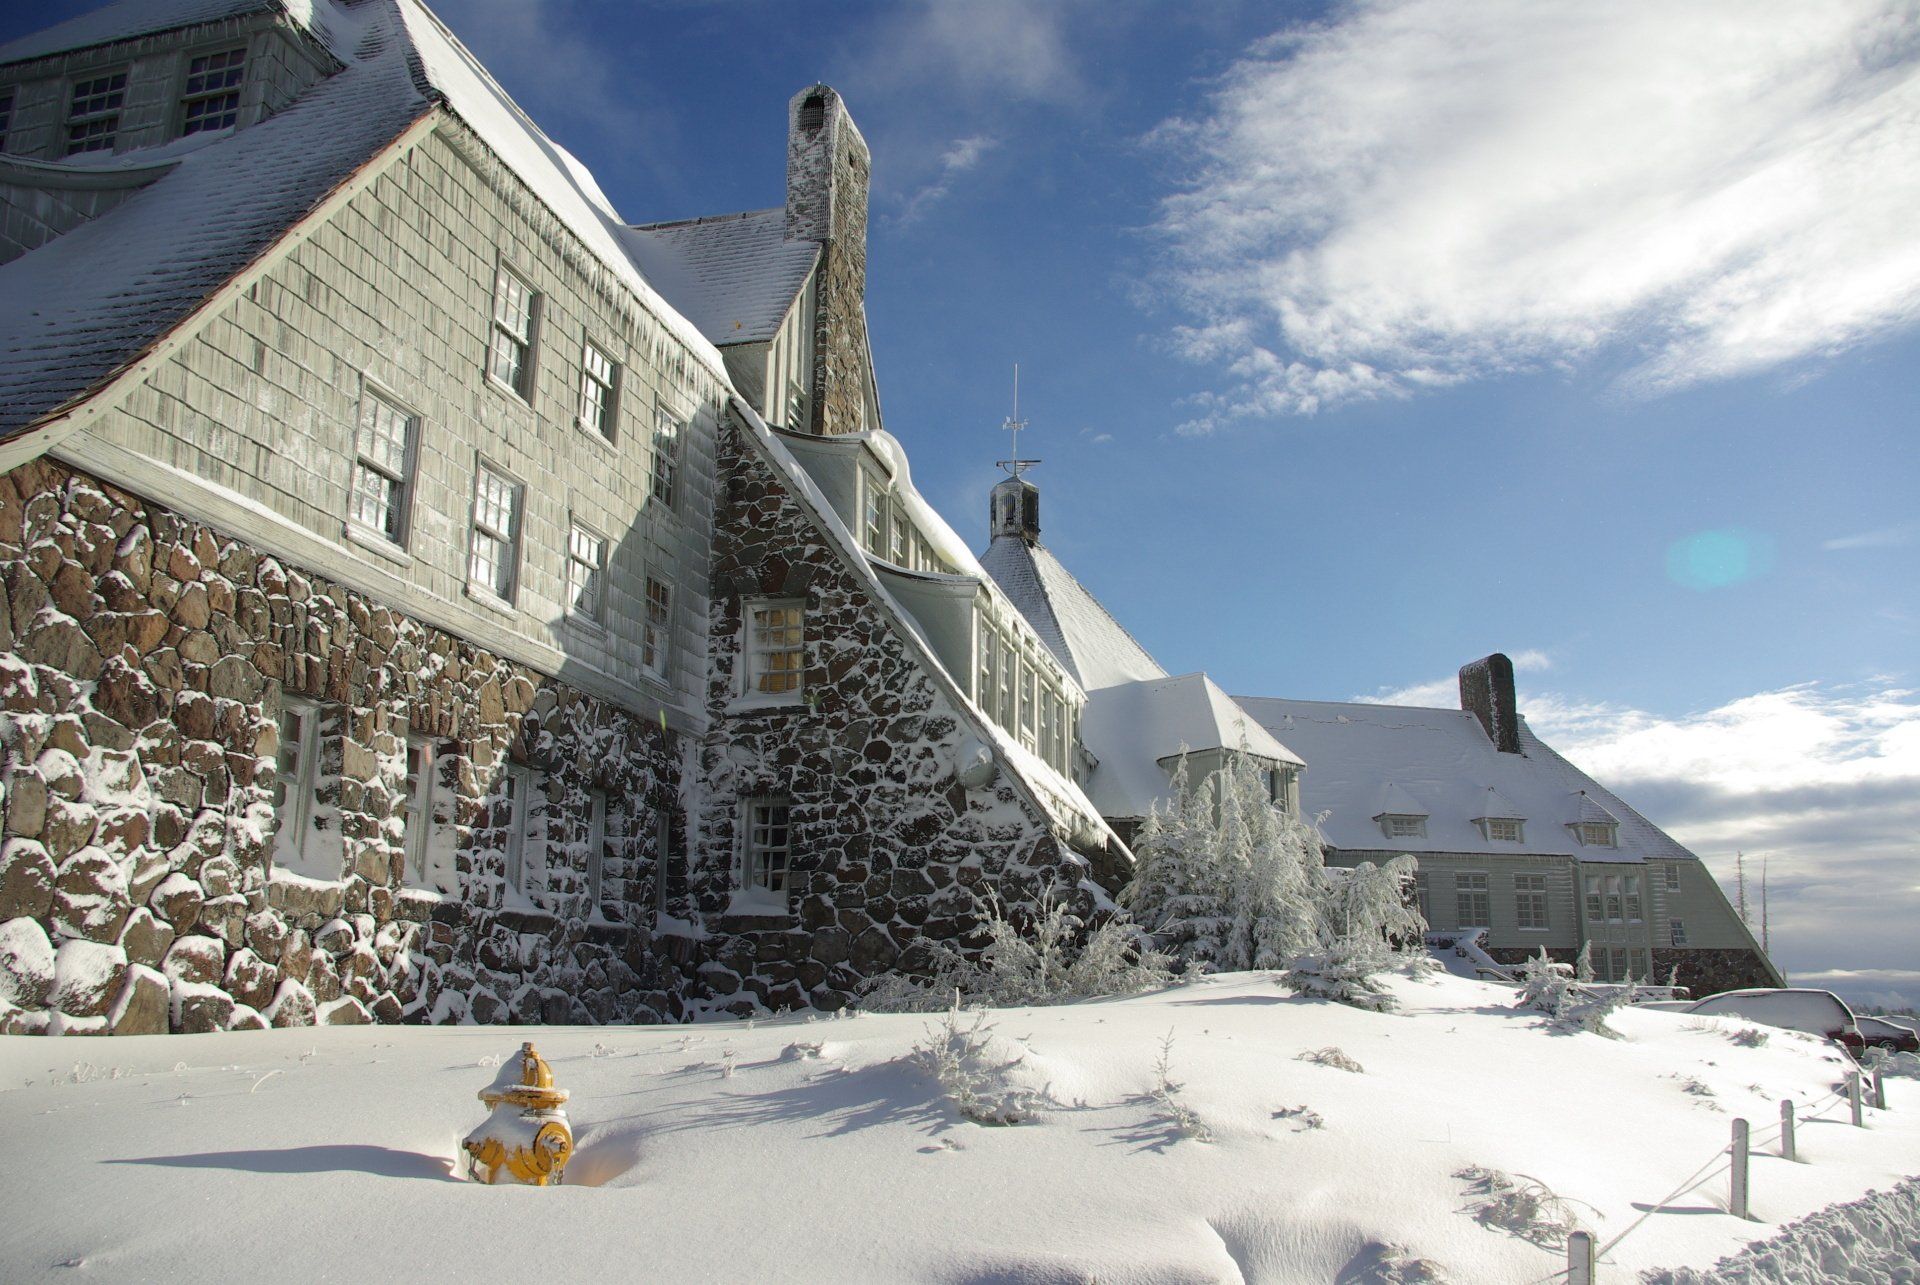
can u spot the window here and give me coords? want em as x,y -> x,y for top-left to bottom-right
1456,871 -> 1491,927
488,264 -> 538,398
567,521 -> 605,624
976,615 -> 997,711
650,405 -> 680,506
1485,817 -> 1524,843
889,507 -> 910,565
1414,871 -> 1431,923
501,765 -> 533,892
1017,658 -> 1037,751
1585,875 -> 1604,923
1664,864 -> 1681,892
401,737 -> 435,886
743,799 -> 792,894
653,805 -> 673,918
348,389 -> 416,545
1603,875 -> 1624,923
66,70 -> 127,154
181,48 -> 245,134
1576,821 -> 1617,847
745,600 -> 805,697
468,462 -> 521,600
996,635 -> 1016,724
577,339 -> 618,440
1623,874 -> 1643,923
1670,917 -> 1688,947
585,788 -> 608,908
0,91 -> 13,153
787,379 -> 808,431
271,700 -> 322,875
862,472 -> 886,555
1515,873 -> 1549,930
1382,814 -> 1426,840
643,577 -> 671,677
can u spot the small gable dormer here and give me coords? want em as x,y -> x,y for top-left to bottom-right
1569,791 -> 1619,847
1472,787 -> 1526,843
1373,782 -> 1427,840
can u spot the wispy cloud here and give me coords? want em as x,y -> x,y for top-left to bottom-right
1823,522 -> 1919,551
1356,675 -> 1920,1008
1152,0 -> 1920,428
896,134 -> 998,226
856,1 -> 1088,106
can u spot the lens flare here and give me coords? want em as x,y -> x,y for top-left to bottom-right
1666,528 -> 1775,591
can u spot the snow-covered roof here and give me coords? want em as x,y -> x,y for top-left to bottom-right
1080,673 -> 1303,821
0,0 -> 293,67
978,535 -> 1165,692
622,209 -> 820,347
1232,697 -> 1695,864
0,0 -> 732,444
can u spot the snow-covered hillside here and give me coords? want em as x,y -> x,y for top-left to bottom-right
2,971 -> 1914,1283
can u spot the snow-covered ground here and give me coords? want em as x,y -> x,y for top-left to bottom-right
2,971 -> 1914,1283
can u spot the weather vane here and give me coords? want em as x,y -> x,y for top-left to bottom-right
996,363 -> 1040,479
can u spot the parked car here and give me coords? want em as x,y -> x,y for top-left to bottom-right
1855,1015 -> 1920,1055
1682,988 -> 1867,1057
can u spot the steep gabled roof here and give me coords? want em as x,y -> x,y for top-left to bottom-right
0,0 -> 296,68
1078,672 -> 1303,821
622,209 -> 820,347
978,536 -> 1165,691
1233,696 -> 1695,863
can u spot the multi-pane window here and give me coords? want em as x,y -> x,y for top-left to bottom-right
1670,918 -> 1688,947
349,390 -> 415,544
1622,874 -> 1643,923
1414,871 -> 1432,923
1577,821 -> 1616,847
468,463 -> 521,600
976,616 -> 997,711
744,799 -> 793,894
1603,875 -> 1624,923
66,71 -> 127,154
488,265 -> 538,397
1455,871 -> 1491,927
1664,864 -> 1681,891
585,788 -> 608,908
651,405 -> 680,506
1486,817 -> 1523,843
1017,659 -> 1037,751
1585,875 -> 1605,923
181,48 -> 245,134
0,92 -> 14,153
1383,814 -> 1426,839
401,737 -> 434,887
996,635 -> 1016,724
643,577 -> 671,676
746,601 -> 805,696
1514,873 -> 1549,930
577,339 -> 618,440
567,522 -> 605,623
862,472 -> 886,554
889,508 -> 910,565
500,767 -> 530,892
272,701 -> 319,872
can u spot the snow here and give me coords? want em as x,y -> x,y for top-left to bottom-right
1686,990 -> 1859,1040
0,0 -> 281,67
3,972 -> 1913,1282
1077,673 -> 1303,821
621,210 -> 821,347
979,535 -> 1167,692
1234,697 -> 1696,863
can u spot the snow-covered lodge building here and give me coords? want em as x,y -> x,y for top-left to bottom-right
0,0 -> 1773,1036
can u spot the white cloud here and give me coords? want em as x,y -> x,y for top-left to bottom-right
1153,0 -> 1920,426
896,134 -> 999,225
1823,522 -> 1919,551
858,2 -> 1086,106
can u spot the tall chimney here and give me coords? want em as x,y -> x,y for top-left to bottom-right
784,84 -> 870,437
1459,653 -> 1521,754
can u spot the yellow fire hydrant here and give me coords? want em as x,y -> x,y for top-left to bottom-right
462,1041 -> 574,1185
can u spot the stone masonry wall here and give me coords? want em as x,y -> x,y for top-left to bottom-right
1484,944 -> 1776,995
0,458 -> 684,1035
689,418 -> 1091,1014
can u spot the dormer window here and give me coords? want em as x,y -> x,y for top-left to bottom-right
1575,821 -> 1616,847
181,48 -> 246,135
1381,814 -> 1426,840
66,71 -> 127,154
1483,817 -> 1524,843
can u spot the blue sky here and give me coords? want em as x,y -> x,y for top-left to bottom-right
9,0 -> 1917,1007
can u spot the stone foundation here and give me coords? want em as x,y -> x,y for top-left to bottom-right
0,457 -> 682,1034
1484,945 -> 1776,996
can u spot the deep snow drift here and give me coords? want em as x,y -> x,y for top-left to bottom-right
1,971 -> 1913,1283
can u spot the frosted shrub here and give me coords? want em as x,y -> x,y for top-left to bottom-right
1296,1046 -> 1365,1074
1514,948 -> 1625,1039
1730,1027 -> 1770,1049
1284,938 -> 1398,1012
1454,1165 -> 1592,1249
1148,1030 -> 1212,1143
909,993 -> 1042,1126
1288,854 -> 1428,1009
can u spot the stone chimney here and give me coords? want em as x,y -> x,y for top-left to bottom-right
1459,653 -> 1521,754
990,474 -> 1040,545
785,85 -> 870,437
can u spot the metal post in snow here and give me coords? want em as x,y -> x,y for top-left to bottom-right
1779,1099 -> 1796,1162
1729,1119 -> 1751,1219
1848,1071 -> 1864,1127
1566,1230 -> 1595,1285
1872,1067 -> 1887,1110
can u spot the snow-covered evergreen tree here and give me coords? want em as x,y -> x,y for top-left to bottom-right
1575,941 -> 1595,983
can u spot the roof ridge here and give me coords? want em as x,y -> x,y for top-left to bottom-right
629,207 -> 785,233
1028,541 -> 1166,678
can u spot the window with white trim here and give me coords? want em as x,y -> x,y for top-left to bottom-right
650,405 -> 680,506
585,788 -> 608,908
468,462 -> 521,601
181,48 -> 245,135
1485,817 -> 1524,843
400,736 -> 435,887
743,798 -> 792,894
348,389 -> 416,545
1576,821 -> 1617,847
271,699 -> 323,876
996,633 -> 1016,724
566,521 -> 605,624
862,470 -> 886,555
1623,874 -> 1643,923
488,265 -> 538,398
501,765 -> 534,892
1514,872 -> 1549,930
1669,917 -> 1688,947
1414,871 -> 1431,923
1382,814 -> 1426,840
1585,875 -> 1604,923
745,600 -> 805,698
1664,864 -> 1681,891
1456,871 -> 1491,927
889,507 -> 910,565
1017,656 -> 1037,751
66,70 -> 126,154
578,338 -> 618,440
643,577 -> 671,677
976,615 -> 997,712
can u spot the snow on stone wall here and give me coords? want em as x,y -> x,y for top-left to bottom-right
688,417 -> 1092,1015
0,457 -> 683,1035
